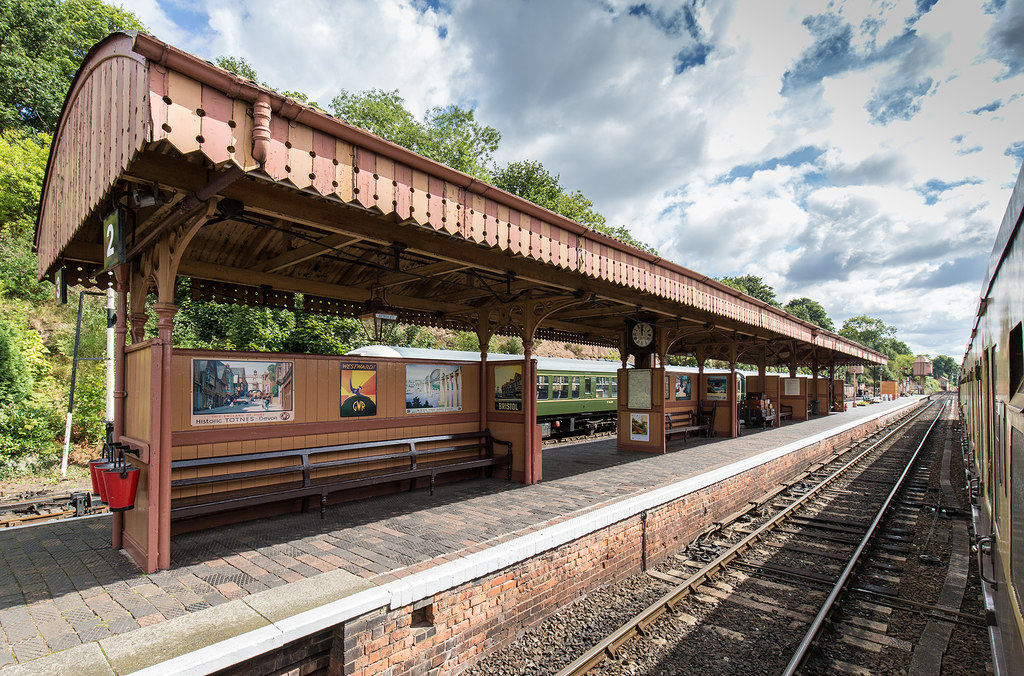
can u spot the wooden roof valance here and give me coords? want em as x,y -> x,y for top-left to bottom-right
35,32 -> 886,368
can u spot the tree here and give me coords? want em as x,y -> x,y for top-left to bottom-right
215,56 -> 322,109
0,129 -> 52,301
330,89 -> 500,180
783,297 -> 834,331
493,160 -> 656,254
839,315 -> 911,359
931,355 -> 960,382
718,275 -> 780,307
0,0 -> 145,133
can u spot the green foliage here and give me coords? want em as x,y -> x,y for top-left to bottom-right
839,314 -> 914,382
214,56 -> 322,109
931,355 -> 959,382
215,55 -> 258,82
0,316 -> 30,404
0,0 -> 145,133
0,302 -> 67,476
286,313 -> 366,355
718,275 -> 781,307
493,159 -> 657,254
839,315 -> 911,360
331,89 -> 500,179
0,129 -> 53,301
783,297 -> 835,331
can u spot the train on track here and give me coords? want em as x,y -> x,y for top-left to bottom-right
959,160 -> 1024,674
348,346 -> 749,439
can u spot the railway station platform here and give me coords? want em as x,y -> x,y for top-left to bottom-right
0,397 -> 925,675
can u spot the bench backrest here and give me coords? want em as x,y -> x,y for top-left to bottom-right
171,430 -> 496,490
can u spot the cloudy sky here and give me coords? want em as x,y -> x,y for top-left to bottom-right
114,0 -> 1024,358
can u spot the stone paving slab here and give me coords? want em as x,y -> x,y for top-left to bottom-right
0,399 -> 917,671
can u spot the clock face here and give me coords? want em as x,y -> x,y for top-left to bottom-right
632,322 -> 654,348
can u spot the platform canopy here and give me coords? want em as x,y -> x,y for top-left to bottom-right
36,32 -> 886,369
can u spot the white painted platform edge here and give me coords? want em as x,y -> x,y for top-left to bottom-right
123,396 -> 923,675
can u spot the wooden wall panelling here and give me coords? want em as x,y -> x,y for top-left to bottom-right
427,176 -> 444,230
265,113 -> 289,181
375,155 -> 396,216
411,169 -> 429,225
231,99 -> 256,170
334,138 -> 355,203
200,87 -> 233,166
311,129 -> 336,196
166,71 -> 202,154
395,163 -> 413,220
287,123 -> 314,190
355,147 -> 376,209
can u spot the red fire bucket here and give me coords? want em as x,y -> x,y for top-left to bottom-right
102,466 -> 141,512
90,460 -> 117,502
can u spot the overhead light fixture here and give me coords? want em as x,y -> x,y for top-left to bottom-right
359,287 -> 399,344
132,187 -> 165,209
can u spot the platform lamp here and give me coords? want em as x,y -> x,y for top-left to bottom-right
359,287 -> 399,345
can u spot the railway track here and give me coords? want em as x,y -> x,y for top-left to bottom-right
0,490 -> 107,528
468,395 -> 988,675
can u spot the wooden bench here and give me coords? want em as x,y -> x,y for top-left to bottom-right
665,410 -> 710,442
779,405 -> 794,423
170,430 -> 513,520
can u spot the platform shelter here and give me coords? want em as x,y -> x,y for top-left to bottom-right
35,32 -> 887,572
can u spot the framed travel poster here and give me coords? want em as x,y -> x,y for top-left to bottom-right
341,362 -> 377,417
191,358 -> 294,426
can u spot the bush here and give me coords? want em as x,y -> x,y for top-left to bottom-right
0,395 -> 64,478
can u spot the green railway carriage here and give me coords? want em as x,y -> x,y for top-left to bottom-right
533,357 -> 620,438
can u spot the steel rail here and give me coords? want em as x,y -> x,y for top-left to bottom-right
553,399 -> 935,676
782,398 -> 948,675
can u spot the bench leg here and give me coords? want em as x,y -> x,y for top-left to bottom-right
301,496 -> 309,513
429,472 -> 435,496
320,492 -> 327,519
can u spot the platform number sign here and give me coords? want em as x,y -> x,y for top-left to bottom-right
102,208 -> 125,272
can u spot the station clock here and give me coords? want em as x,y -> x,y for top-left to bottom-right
627,319 -> 657,356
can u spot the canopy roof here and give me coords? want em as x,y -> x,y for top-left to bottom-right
36,32 -> 886,368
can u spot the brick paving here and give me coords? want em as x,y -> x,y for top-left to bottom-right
0,402 -> 908,666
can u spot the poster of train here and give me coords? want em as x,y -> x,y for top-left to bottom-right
630,412 -> 650,442
341,362 -> 378,417
675,374 -> 692,400
494,364 -> 523,412
406,364 -> 463,413
706,375 -> 728,400
191,359 -> 294,426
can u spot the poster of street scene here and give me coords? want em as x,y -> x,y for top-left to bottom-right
406,364 -> 463,413
341,362 -> 377,417
494,364 -> 523,411
191,359 -> 294,426
707,375 -> 728,400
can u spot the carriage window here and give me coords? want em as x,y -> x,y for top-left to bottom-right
536,375 -> 549,401
665,375 -> 671,400
596,377 -> 610,398
553,376 -> 569,399
585,377 -> 593,396
1011,323 -> 1023,405
610,376 -> 618,398
571,376 -> 581,398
